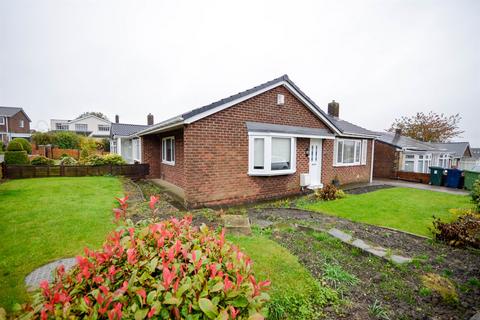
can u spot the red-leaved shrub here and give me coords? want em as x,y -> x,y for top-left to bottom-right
18,198 -> 270,319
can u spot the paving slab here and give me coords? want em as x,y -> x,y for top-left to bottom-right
328,228 -> 353,243
222,215 -> 252,235
25,257 -> 76,289
352,239 -> 370,250
391,255 -> 413,264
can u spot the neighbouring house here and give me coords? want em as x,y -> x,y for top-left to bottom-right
110,114 -> 152,163
0,106 -> 32,144
132,75 -> 377,208
373,130 -> 465,182
428,142 -> 474,170
50,114 -> 111,138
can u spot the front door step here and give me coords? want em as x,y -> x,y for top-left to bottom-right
222,214 -> 252,236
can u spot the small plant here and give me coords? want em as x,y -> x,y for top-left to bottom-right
17,197 -> 270,319
315,184 -> 345,201
322,263 -> 359,291
368,299 -> 390,320
421,273 -> 458,305
60,156 -> 78,166
102,154 -> 127,165
30,156 -> 54,166
419,287 -> 432,297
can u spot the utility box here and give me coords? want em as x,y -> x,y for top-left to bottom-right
300,174 -> 311,187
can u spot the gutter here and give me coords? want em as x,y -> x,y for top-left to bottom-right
129,116 -> 184,138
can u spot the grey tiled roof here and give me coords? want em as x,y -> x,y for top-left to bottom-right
165,75 -> 375,137
0,106 -> 23,117
375,131 -> 440,151
246,122 -> 335,137
428,142 -> 471,158
111,123 -> 150,137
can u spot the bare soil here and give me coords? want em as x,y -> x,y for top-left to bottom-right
250,208 -> 480,319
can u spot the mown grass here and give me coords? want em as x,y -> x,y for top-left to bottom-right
229,233 -> 339,319
297,187 -> 471,236
0,177 -> 123,310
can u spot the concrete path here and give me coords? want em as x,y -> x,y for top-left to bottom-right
25,257 -> 76,290
373,178 -> 468,195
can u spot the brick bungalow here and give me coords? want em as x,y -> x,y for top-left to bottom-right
133,75 -> 377,207
0,106 -> 32,144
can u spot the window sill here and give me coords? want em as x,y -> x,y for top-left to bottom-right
162,161 -> 175,166
333,163 -> 365,167
248,170 -> 296,176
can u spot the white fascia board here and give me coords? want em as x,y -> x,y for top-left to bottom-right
134,118 -> 184,137
248,131 -> 335,140
338,132 -> 378,139
183,81 -> 342,135
69,114 -> 111,124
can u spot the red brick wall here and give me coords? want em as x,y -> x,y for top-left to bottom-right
321,139 -> 373,186
373,141 -> 400,179
158,130 -> 185,189
142,134 -> 161,178
396,171 -> 430,184
0,112 -> 31,134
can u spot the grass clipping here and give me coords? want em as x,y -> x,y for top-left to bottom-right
421,273 -> 458,304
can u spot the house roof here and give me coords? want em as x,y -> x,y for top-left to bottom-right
246,122 -> 335,138
471,148 -> 480,159
0,106 -> 31,121
375,131 -> 441,151
428,142 -> 471,158
111,123 -> 150,138
135,75 -> 378,138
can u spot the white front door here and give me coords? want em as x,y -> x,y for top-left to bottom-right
309,139 -> 322,188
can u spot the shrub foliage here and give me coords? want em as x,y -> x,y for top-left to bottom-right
471,179 -> 480,213
6,140 -> 24,151
81,154 -> 126,166
19,200 -> 270,319
432,213 -> 480,248
4,151 -> 29,165
30,156 -> 54,166
53,132 -> 81,149
315,184 -> 345,201
14,138 -> 32,154
60,156 -> 78,166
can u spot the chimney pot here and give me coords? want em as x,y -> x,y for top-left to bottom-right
328,100 -> 340,118
115,115 -> 119,123
147,113 -> 154,125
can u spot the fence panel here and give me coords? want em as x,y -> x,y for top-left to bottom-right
3,164 -> 149,179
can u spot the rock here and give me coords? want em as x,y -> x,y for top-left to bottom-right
25,257 -> 77,289
222,215 -> 252,236
470,311 -> 480,320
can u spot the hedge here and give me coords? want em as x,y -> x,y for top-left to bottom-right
4,151 -> 29,165
6,140 -> 24,152
14,138 -> 32,154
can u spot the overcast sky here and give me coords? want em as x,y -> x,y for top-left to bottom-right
1,0 -> 479,145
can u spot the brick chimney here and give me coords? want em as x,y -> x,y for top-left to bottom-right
395,128 -> 402,136
147,113 -> 154,125
115,115 -> 119,123
328,100 -> 339,118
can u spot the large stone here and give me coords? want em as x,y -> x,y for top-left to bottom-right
25,257 -> 77,290
222,215 -> 252,236
390,255 -> 412,264
328,228 -> 353,243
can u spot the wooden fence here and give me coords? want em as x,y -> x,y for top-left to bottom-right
1,163 -> 149,179
395,171 -> 431,184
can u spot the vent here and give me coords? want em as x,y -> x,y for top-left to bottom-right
277,94 -> 285,106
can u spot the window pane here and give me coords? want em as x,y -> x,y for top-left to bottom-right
343,140 -> 355,163
271,138 -> 291,170
417,160 -> 424,173
355,141 -> 361,162
404,161 -> 414,172
336,141 -> 343,163
166,139 -> 172,161
253,138 -> 264,169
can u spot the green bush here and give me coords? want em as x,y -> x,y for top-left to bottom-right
4,151 -> 29,164
30,156 -> 54,166
60,156 -> 78,166
13,138 -> 32,154
53,131 -> 81,149
32,131 -> 54,146
18,214 -> 270,319
471,179 -> 480,213
102,153 -> 126,165
0,141 -> 4,152
6,140 -> 24,151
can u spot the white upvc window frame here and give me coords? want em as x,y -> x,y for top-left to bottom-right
334,138 -> 366,167
132,138 -> 141,162
75,123 -> 88,132
19,120 -> 24,128
402,152 -> 432,173
98,124 -> 110,132
438,153 -> 451,168
162,136 -> 175,165
0,117 -> 4,125
248,134 -> 296,176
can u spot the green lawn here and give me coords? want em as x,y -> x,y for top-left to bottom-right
297,187 -> 471,237
229,233 -> 338,319
0,177 -> 122,310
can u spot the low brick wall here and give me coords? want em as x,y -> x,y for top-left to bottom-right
396,171 -> 430,184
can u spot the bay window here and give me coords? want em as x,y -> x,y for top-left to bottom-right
162,136 -> 175,165
248,136 -> 296,175
334,139 -> 367,166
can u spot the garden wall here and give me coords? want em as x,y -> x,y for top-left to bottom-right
395,171 -> 430,184
1,163 -> 149,179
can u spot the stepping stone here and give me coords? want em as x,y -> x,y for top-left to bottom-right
222,215 -> 252,236
366,247 -> 388,258
352,239 -> 370,250
251,218 -> 274,229
390,255 -> 412,264
25,257 -> 77,290
328,228 -> 352,243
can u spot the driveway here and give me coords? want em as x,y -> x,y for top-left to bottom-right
373,178 -> 469,195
